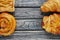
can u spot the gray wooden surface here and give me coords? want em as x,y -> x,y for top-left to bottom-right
15,8 -> 43,18
0,0 -> 60,40
15,0 -> 45,7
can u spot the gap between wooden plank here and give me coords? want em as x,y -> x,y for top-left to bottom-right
15,6 -> 40,8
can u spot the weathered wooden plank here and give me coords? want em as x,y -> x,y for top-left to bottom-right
0,31 -> 60,40
16,19 -> 42,30
14,8 -> 43,18
15,0 -> 45,7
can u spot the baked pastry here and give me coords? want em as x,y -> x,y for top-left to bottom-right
40,0 -> 60,12
0,0 -> 14,12
0,13 -> 16,36
42,13 -> 60,34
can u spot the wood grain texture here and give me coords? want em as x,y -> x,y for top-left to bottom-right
15,0 -> 45,7
16,19 -> 42,30
14,8 -> 43,18
0,0 -> 59,39
0,31 -> 60,40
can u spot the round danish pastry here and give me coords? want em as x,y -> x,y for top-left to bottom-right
0,13 -> 16,36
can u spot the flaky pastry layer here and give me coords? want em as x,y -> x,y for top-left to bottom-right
0,0 -> 14,12
42,13 -> 60,34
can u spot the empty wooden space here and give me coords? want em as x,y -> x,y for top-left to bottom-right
15,0 -> 45,7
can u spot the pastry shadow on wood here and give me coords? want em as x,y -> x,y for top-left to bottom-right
0,12 -> 15,17
0,35 -> 14,38
41,12 -> 60,16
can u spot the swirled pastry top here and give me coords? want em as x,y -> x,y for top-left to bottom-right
42,13 -> 60,34
0,0 -> 14,12
0,13 -> 16,36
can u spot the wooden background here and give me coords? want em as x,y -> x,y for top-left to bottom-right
0,0 -> 60,40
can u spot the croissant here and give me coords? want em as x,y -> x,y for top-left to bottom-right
42,13 -> 60,34
0,13 -> 16,36
40,0 -> 60,12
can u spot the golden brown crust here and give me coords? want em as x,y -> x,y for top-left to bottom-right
0,13 -> 16,36
40,0 -> 60,12
0,0 -> 14,12
42,13 -> 60,34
